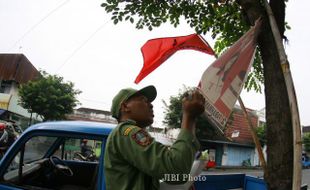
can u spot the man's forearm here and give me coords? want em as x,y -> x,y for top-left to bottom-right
181,114 -> 196,134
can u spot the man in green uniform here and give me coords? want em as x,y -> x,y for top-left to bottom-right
104,85 -> 205,190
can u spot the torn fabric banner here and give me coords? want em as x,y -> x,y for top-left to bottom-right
199,20 -> 261,133
135,34 -> 214,84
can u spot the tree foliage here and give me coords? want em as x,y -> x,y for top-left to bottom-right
255,122 -> 267,147
162,85 -> 192,128
163,86 -> 218,140
101,0 -> 268,93
303,133 -> 310,153
18,71 -> 81,121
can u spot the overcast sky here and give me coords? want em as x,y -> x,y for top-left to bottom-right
0,0 -> 309,127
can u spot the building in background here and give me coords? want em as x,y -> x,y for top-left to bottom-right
66,107 -> 117,124
303,126 -> 310,135
0,54 -> 41,128
154,105 -> 266,167
198,105 -> 260,167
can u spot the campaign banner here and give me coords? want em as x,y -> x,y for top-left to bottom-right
199,21 -> 261,133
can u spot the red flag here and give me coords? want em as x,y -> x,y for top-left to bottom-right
135,34 -> 214,84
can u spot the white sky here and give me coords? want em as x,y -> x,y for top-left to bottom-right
0,0 -> 309,127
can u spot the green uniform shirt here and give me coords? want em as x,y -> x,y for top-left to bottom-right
104,120 -> 200,190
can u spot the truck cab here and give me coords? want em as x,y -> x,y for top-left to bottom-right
0,121 -> 115,190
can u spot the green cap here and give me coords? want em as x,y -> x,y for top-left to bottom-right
111,85 -> 157,119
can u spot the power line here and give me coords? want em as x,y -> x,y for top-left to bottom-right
7,0 -> 70,51
55,19 -> 111,73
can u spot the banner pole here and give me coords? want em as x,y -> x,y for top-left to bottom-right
263,1 -> 302,189
237,97 -> 267,173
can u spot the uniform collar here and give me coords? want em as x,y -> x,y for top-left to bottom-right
119,119 -> 137,126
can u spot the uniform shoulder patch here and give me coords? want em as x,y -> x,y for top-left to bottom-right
131,129 -> 153,146
122,126 -> 136,136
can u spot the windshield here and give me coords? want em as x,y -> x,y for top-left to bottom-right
6,136 -> 57,172
24,136 -> 57,163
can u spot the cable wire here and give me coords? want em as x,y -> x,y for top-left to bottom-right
55,19 -> 111,73
7,0 -> 70,51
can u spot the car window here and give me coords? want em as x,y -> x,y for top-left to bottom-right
54,138 -> 101,162
6,152 -> 20,172
5,136 -> 57,173
24,136 -> 57,163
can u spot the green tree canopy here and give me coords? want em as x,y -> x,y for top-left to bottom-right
303,133 -> 310,153
255,123 -> 267,147
18,71 -> 81,121
163,86 -> 221,140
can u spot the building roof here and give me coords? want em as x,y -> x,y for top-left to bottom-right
224,107 -> 258,145
0,54 -> 39,84
66,107 -> 117,124
303,126 -> 310,133
200,139 -> 255,148
76,107 -> 111,115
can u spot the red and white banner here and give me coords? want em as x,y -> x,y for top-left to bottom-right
199,20 -> 261,133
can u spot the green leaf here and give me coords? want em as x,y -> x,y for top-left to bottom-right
130,17 -> 134,23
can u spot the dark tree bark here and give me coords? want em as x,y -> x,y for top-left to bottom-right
238,0 -> 294,189
259,21 -> 293,190
270,0 -> 286,38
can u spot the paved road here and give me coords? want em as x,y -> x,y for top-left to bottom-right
202,168 -> 310,189
303,169 -> 310,188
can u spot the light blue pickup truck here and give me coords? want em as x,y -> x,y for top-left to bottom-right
0,121 -> 270,190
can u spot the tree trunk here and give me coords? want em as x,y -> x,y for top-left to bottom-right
238,0 -> 294,189
259,20 -> 293,190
